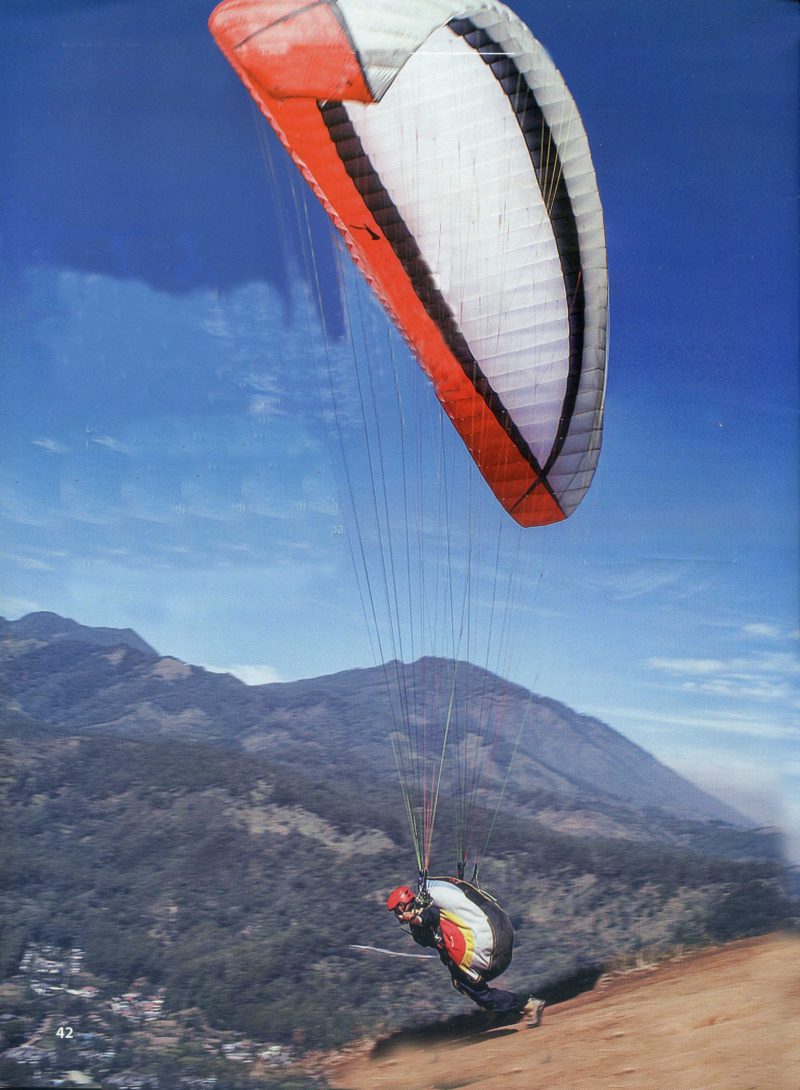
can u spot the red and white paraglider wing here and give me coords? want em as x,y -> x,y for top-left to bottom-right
209,0 -> 607,525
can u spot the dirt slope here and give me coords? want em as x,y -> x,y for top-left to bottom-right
325,932 -> 798,1090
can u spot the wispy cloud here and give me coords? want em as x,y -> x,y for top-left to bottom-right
5,554 -> 56,572
646,650 -> 800,704
2,545 -> 69,569
248,394 -> 283,418
601,704 -> 798,742
648,657 -> 727,676
577,558 -> 720,602
203,663 -> 284,686
742,622 -> 782,639
33,438 -> 70,454
91,435 -> 131,454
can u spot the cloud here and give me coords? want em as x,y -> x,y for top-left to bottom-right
601,704 -> 798,742
742,622 -> 782,639
203,663 -> 284,686
646,650 -> 800,704
240,369 -> 285,397
681,677 -> 797,702
14,555 -> 55,572
248,394 -> 283,418
91,435 -> 131,454
1,548 -> 67,573
199,310 -> 231,338
577,558 -> 719,602
33,438 -> 70,454
648,657 -> 725,676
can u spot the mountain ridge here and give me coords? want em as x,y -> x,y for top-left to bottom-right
0,611 -> 748,827
0,610 -> 158,656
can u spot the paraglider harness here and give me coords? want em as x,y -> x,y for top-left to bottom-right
417,858 -> 480,896
402,868 -> 514,984
411,863 -> 488,922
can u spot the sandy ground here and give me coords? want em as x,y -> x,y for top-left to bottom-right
324,932 -> 799,1090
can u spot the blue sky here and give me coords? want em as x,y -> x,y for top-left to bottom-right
2,0 -> 797,853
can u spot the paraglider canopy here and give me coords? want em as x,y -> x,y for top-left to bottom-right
209,0 -> 607,528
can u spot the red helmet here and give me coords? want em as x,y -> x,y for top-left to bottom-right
387,885 -> 415,911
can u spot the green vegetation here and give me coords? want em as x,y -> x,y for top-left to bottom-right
2,713 -> 794,1060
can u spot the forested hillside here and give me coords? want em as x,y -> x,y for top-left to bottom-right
0,613 -> 793,1087
1,710 -> 790,1054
